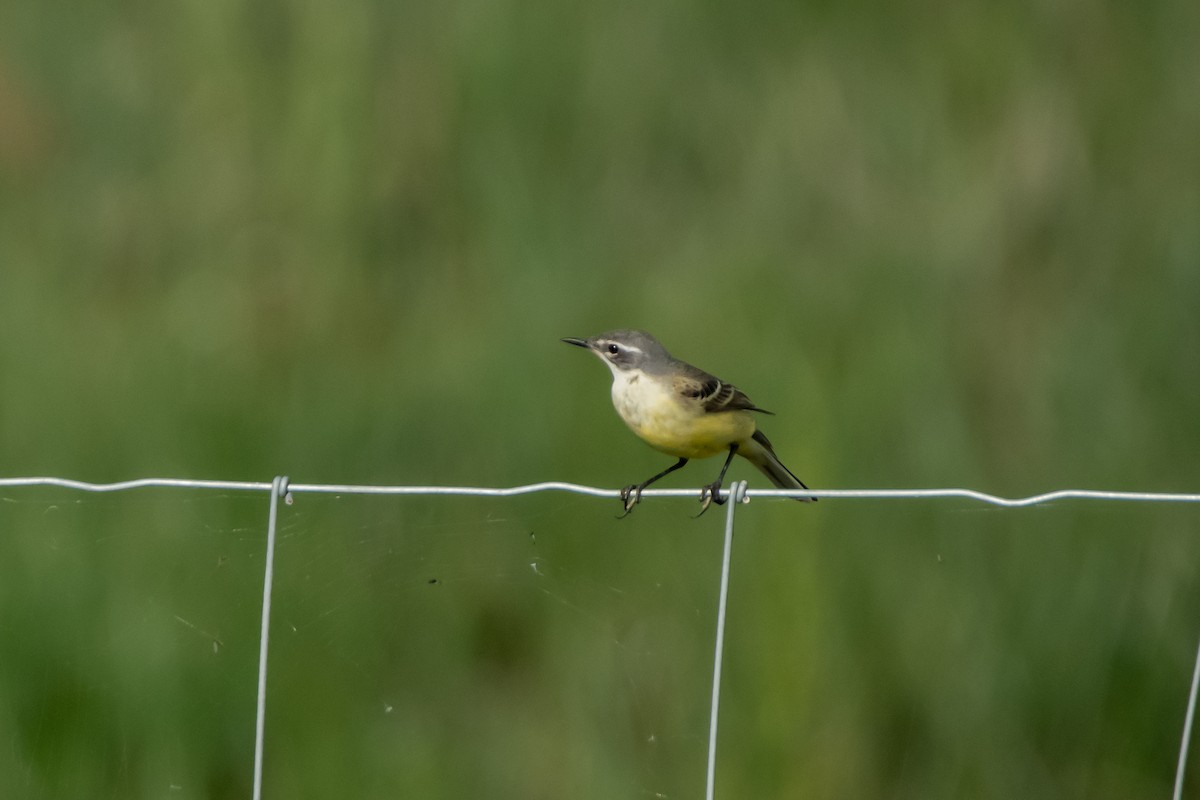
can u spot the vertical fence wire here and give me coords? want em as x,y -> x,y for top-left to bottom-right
252,476 -> 287,800
1175,632 -> 1200,800
706,481 -> 748,800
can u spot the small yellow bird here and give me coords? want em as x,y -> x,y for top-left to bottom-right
563,329 -> 815,516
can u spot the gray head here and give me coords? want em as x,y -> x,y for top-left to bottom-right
561,329 -> 673,376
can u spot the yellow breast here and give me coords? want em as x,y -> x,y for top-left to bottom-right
610,371 -> 755,459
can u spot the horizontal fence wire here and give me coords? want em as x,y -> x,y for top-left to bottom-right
3,475 -> 1199,800
2,476 -> 1199,506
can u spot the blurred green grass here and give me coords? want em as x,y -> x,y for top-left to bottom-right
1,0 -> 1198,796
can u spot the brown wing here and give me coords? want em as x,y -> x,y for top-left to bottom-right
672,363 -> 774,415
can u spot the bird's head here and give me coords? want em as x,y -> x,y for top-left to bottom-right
561,329 -> 671,377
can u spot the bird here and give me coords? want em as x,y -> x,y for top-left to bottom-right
562,329 -> 815,516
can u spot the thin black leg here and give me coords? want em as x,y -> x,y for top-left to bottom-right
619,457 -> 689,517
696,444 -> 739,517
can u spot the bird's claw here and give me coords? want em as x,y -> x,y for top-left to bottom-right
694,482 -> 727,518
617,484 -> 642,519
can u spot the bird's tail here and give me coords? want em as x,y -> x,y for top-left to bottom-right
740,429 -> 816,502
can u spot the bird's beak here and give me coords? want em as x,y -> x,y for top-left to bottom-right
561,337 -> 590,349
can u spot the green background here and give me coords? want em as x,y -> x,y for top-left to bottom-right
1,0 -> 1198,797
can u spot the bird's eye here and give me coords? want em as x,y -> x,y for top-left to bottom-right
607,344 -> 620,355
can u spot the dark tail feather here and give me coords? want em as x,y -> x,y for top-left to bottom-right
742,429 -> 816,502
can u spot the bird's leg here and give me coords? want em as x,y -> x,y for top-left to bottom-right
696,444 -> 739,517
619,457 -> 689,518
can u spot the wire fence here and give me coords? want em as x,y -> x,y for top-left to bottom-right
2,475 -> 1199,799
6,476 -> 1200,506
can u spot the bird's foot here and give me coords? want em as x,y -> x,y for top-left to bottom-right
618,484 -> 644,518
694,482 -> 728,517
